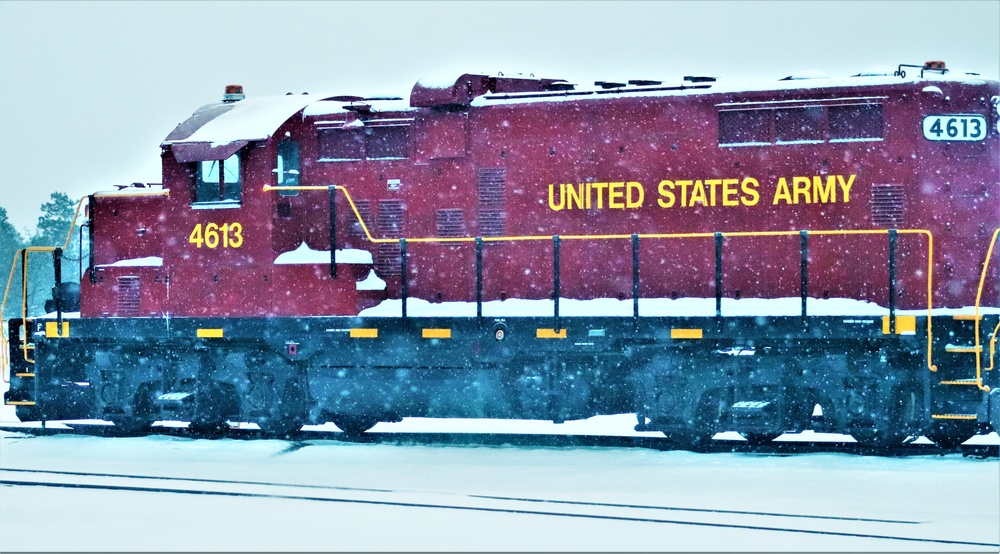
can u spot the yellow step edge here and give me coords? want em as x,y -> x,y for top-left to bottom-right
944,346 -> 982,353
350,328 -> 378,339
422,328 -> 451,339
536,328 -> 567,339
196,328 -> 224,339
5,401 -> 36,406
953,314 -> 983,321
45,321 -> 70,338
671,328 -> 703,340
931,414 -> 978,420
881,315 -> 917,335
14,373 -> 34,378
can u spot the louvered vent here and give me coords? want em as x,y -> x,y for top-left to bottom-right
436,209 -> 466,238
871,184 -> 905,227
348,200 -> 372,238
375,200 -> 405,275
477,168 -> 506,237
117,276 -> 141,316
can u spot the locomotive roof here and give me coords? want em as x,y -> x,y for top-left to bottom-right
162,93 -> 411,160
161,66 -> 993,156
470,72 -> 993,107
162,94 -> 319,149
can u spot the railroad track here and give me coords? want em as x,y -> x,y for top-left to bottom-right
1,421 -> 996,458
1,466 -> 997,549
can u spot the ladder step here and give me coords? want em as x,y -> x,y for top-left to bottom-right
944,345 -> 982,353
931,414 -> 978,420
5,401 -> 36,406
939,379 -> 981,386
14,373 -> 35,378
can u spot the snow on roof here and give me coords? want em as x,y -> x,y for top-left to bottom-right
302,98 -> 413,118
469,73 -> 993,108
162,94 -> 322,147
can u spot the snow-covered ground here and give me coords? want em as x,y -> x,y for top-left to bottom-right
1,431 -> 998,552
1,415 -> 998,552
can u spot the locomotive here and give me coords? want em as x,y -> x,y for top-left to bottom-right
4,61 -> 999,447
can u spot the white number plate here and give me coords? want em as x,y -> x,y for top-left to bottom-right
922,114 -> 988,141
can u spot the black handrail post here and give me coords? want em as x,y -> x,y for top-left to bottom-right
20,250 -> 26,312
475,237 -> 483,320
329,185 -> 337,279
800,230 -> 808,320
632,233 -> 640,324
87,195 -> 96,284
53,247 -> 63,328
553,235 -> 561,328
888,229 -> 897,334
400,238 -> 408,319
714,232 -> 723,318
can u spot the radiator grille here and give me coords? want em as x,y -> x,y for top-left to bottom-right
436,209 -> 467,238
116,276 -> 141,316
348,200 -> 372,238
375,200 -> 405,275
871,184 -> 905,227
477,168 -> 506,237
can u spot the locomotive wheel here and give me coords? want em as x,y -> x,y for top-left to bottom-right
740,432 -> 782,445
333,417 -> 379,436
926,421 -> 977,449
852,386 -> 919,448
659,426 -> 715,449
256,379 -> 306,439
15,405 -> 42,423
109,416 -> 153,434
188,419 -> 230,435
258,417 -> 303,439
851,428 -> 906,449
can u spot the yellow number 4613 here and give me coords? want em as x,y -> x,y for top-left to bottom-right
189,222 -> 244,249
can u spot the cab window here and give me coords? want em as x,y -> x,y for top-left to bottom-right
196,153 -> 241,203
276,139 -> 300,197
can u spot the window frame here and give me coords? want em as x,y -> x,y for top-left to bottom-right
193,152 -> 242,206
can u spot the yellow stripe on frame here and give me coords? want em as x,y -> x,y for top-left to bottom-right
422,328 -> 451,339
196,328 -> 224,339
671,328 -> 703,339
45,321 -> 70,338
350,328 -> 378,339
881,315 -> 916,335
953,314 -> 982,321
536,328 -> 567,339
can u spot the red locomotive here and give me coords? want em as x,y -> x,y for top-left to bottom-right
4,61 -> 999,447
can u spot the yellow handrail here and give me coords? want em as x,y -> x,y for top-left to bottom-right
1,196 -> 89,379
969,228 -> 1000,391
264,184 -> 939,373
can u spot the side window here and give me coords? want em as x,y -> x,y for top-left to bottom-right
366,126 -> 409,159
829,104 -> 884,141
276,139 -> 300,197
318,123 -> 412,162
776,106 -> 824,143
196,153 -> 241,204
719,110 -> 770,146
318,128 -> 364,161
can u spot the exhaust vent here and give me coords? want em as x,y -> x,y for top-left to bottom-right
871,184 -> 905,227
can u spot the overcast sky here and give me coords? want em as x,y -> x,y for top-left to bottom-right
1,0 -> 997,234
